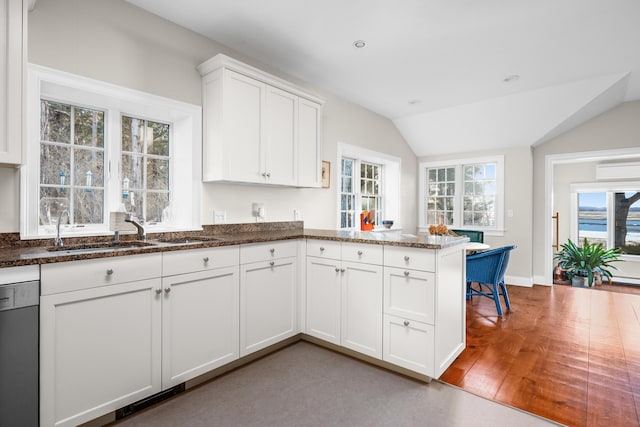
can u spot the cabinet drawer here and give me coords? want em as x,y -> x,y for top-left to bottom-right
341,242 -> 383,265
384,246 -> 435,272
240,240 -> 298,264
41,253 -> 162,295
383,314 -> 434,377
162,246 -> 239,276
384,267 -> 435,324
306,239 -> 340,259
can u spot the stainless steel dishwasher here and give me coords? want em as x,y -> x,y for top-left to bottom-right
0,265 -> 40,427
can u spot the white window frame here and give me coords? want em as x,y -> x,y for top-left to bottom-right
569,181 -> 640,256
336,142 -> 401,230
21,64 -> 202,239
419,155 -> 504,235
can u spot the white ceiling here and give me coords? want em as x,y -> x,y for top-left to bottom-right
126,0 -> 640,157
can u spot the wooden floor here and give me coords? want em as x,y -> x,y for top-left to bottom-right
440,283 -> 640,427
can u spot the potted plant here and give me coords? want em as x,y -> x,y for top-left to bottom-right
554,238 -> 622,287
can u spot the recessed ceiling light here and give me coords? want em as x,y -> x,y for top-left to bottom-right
503,74 -> 520,83
352,40 -> 367,49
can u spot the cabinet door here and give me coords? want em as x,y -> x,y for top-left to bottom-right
383,314 -> 434,377
40,279 -> 162,427
222,69 -> 265,183
265,85 -> 297,185
297,99 -> 321,187
240,257 -> 297,356
384,267 -> 435,324
341,261 -> 383,359
0,0 -> 24,165
306,256 -> 341,345
161,266 -> 239,388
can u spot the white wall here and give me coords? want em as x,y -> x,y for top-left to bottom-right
418,146 -> 534,284
0,0 -> 417,233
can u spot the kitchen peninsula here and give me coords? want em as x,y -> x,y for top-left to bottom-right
0,222 -> 468,427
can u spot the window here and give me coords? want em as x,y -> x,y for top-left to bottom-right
420,156 -> 504,234
23,64 -> 202,238
340,158 -> 384,228
337,143 -> 400,230
39,100 -> 105,227
121,116 -> 170,223
573,185 -> 640,255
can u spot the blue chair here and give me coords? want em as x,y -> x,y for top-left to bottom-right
450,229 -> 484,243
466,245 -> 516,316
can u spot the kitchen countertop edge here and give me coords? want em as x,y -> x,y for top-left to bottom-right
0,228 -> 468,268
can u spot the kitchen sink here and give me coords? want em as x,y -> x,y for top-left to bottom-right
46,240 -> 155,254
157,236 -> 224,244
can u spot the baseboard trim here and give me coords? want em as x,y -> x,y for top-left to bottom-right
505,275 -> 533,287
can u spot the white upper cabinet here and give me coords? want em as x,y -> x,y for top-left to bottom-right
0,0 -> 26,165
198,54 -> 323,187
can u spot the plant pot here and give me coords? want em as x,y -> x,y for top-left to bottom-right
571,276 -> 587,287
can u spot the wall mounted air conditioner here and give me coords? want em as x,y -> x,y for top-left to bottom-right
596,162 -> 640,180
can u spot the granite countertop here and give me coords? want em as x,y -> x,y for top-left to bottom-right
0,222 -> 468,268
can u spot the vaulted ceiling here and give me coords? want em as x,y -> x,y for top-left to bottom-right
127,0 -> 640,157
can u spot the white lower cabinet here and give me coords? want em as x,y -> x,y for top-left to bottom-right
40,265 -> 163,427
382,245 -> 466,379
383,314 -> 434,376
240,241 -> 298,356
306,240 -> 383,359
341,261 -> 383,358
161,246 -> 240,387
161,266 -> 239,388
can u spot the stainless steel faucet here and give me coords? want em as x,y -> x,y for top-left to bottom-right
53,210 -> 69,247
124,214 -> 146,240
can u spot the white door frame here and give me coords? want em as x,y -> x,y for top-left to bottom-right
544,147 -> 640,284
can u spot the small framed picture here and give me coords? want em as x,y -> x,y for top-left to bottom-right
321,161 -> 330,188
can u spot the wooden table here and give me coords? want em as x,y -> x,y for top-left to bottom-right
465,242 -> 490,254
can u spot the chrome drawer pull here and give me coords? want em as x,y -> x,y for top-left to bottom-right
106,269 -> 114,276
404,256 -> 410,261
403,320 -> 410,327
404,271 -> 410,277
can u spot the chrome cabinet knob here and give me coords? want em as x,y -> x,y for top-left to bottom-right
403,320 -> 410,327
155,289 -> 162,295
203,257 -> 210,263
357,250 -> 363,256
164,288 -> 171,294
341,268 -> 346,273
270,248 -> 275,254
266,172 -> 271,178
404,256 -> 410,261
270,261 -> 275,266
320,247 -> 325,252
335,267 -> 340,273
404,271 -> 410,277
106,269 -> 114,275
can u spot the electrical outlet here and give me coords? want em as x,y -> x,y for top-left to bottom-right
252,203 -> 265,218
213,210 -> 227,224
